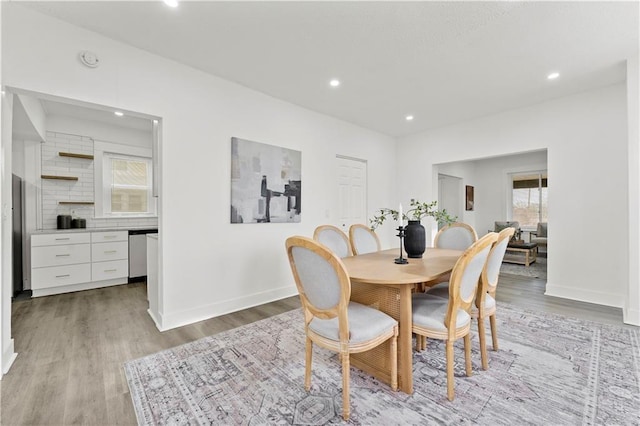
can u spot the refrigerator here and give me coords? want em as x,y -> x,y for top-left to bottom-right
12,174 -> 23,297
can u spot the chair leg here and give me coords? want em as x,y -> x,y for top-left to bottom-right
445,340 -> 455,401
489,314 -> 499,351
390,332 -> 398,391
305,337 -> 312,391
415,334 -> 424,352
464,334 -> 472,377
341,352 -> 350,421
477,316 -> 489,370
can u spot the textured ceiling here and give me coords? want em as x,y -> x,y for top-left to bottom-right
18,1 -> 640,137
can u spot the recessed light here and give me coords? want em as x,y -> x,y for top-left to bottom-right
164,0 -> 179,7
329,79 -> 340,87
114,111 -> 124,117
547,72 -> 560,80
405,115 -> 414,121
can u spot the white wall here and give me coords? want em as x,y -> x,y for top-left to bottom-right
47,115 -> 152,149
1,5 -> 397,332
398,84 -> 629,311
627,55 -> 640,325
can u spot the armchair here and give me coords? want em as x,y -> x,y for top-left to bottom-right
529,222 -> 547,252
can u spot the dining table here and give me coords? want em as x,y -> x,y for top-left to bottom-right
340,247 -> 462,394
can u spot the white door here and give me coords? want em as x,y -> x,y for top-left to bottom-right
336,156 -> 367,233
438,174 -> 462,229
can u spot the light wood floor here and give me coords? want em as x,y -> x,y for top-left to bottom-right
0,273 -> 630,425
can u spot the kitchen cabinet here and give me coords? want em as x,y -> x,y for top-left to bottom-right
30,230 -> 130,297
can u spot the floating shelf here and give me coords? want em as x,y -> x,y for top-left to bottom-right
59,152 -> 94,160
41,175 -> 79,181
58,201 -> 95,205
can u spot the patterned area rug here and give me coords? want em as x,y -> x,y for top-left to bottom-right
124,303 -> 639,425
501,256 -> 547,279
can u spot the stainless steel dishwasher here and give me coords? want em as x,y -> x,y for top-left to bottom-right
128,229 -> 158,282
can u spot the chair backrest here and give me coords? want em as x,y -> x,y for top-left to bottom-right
313,225 -> 353,258
494,221 -> 520,241
476,227 -> 515,310
286,236 -> 350,338
349,224 -> 381,255
434,222 -> 478,251
536,222 -> 548,238
445,232 -> 497,336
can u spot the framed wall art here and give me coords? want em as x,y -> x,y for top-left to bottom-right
230,137 -> 301,223
465,185 -> 474,211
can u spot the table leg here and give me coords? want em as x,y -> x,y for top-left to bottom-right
397,285 -> 413,394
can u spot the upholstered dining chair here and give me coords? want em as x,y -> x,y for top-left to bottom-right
426,227 -> 514,370
412,232 -> 497,401
313,225 -> 353,258
285,236 -> 398,420
434,222 -> 478,251
348,224 -> 381,255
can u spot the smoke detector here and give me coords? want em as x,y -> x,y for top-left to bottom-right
79,50 -> 99,68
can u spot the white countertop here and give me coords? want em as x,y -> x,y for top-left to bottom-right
32,226 -> 158,235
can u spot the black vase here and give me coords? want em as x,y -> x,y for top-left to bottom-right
404,220 -> 426,258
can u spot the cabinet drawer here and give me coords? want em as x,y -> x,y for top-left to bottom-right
91,241 -> 128,262
92,260 -> 128,281
32,232 -> 91,247
31,263 -> 92,290
32,244 -> 91,268
91,231 -> 128,243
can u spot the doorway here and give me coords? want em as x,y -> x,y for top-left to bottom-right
438,174 -> 463,229
2,87 -> 162,375
336,155 -> 367,234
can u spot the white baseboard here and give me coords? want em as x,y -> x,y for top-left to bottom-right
31,278 -> 127,297
623,307 -> 640,326
147,308 -> 165,331
2,339 -> 17,376
545,282 -> 624,308
158,285 -> 298,332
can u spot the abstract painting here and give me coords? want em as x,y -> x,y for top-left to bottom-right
230,137 -> 301,223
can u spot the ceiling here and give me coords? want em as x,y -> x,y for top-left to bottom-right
19,1 -> 640,137
41,99 -> 153,132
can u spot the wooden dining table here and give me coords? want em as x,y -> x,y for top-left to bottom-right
340,247 -> 462,394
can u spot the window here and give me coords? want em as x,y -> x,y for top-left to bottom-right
103,153 -> 154,216
511,171 -> 547,228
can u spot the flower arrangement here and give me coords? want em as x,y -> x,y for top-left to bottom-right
370,199 -> 457,230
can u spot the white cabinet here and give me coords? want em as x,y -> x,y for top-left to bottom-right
31,233 -> 91,294
30,230 -> 130,297
91,231 -> 128,281
91,259 -> 129,281
32,263 -> 92,290
91,241 -> 128,262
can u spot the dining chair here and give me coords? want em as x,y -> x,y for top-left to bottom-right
313,225 -> 353,258
412,232 -> 498,401
285,236 -> 398,420
426,227 -> 514,370
433,222 -> 478,251
348,224 -> 381,255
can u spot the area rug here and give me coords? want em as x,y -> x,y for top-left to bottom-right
124,303 -> 639,425
501,256 -> 547,279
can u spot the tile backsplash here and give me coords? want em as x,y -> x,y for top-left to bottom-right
41,131 -> 158,230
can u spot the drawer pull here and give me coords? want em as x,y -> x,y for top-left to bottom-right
55,254 -> 71,257
104,269 -> 117,273
55,274 -> 71,278
55,238 -> 70,241
104,250 -> 117,254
